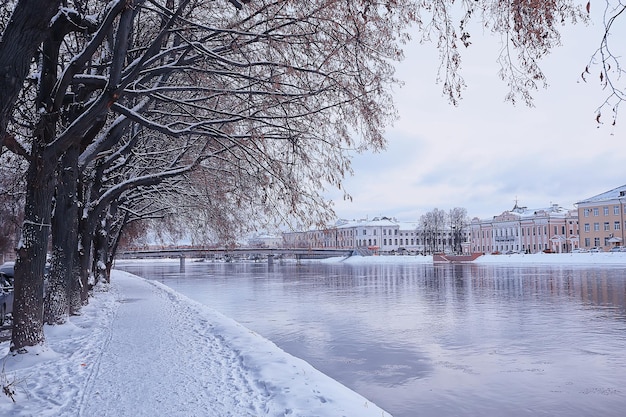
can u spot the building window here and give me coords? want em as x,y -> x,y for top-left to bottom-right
615,222 -> 621,230
594,208 -> 599,216
604,207 -> 609,216
594,223 -> 600,231
584,208 -> 590,217
615,206 -> 620,215
384,239 -> 387,245
585,238 -> 591,247
594,237 -> 600,247
604,222 -> 610,231
363,229 -> 367,235
584,224 -> 590,232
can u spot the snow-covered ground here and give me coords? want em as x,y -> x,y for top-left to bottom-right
326,251 -> 626,265
1,251 -> 625,417
473,251 -> 626,264
0,271 -> 391,417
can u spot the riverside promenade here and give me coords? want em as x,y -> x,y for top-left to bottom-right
0,271 -> 391,417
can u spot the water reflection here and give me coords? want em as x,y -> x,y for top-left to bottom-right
117,260 -> 626,417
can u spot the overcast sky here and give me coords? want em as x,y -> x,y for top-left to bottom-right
326,6 -> 626,222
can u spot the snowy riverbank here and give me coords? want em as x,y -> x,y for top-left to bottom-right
323,251 -> 626,265
0,271 -> 391,417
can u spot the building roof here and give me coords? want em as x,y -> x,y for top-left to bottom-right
577,184 -> 626,205
473,203 -> 571,223
335,216 -> 400,229
513,204 -> 570,219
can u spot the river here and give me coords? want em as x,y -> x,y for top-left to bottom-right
116,259 -> 626,417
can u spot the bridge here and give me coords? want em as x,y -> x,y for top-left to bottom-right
116,247 -> 355,270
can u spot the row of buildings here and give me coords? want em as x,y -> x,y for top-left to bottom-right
281,184 -> 626,255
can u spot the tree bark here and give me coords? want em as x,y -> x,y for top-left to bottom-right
0,0 -> 61,139
10,5 -> 65,349
11,140 -> 56,352
44,144 -> 79,324
93,220 -> 109,285
77,211 -> 96,305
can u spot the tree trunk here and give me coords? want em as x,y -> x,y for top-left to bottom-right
69,256 -> 83,316
44,145 -> 79,324
93,218 -> 109,285
77,215 -> 96,305
11,143 -> 56,352
107,207 -> 129,282
0,0 -> 61,138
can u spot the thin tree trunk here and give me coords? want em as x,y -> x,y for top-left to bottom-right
93,215 -> 110,285
78,215 -> 96,305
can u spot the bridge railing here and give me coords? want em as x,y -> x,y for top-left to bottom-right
116,247 -> 354,259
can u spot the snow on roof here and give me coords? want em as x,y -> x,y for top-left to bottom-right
474,203 -> 571,223
577,184 -> 626,205
398,221 -> 420,230
335,216 -> 399,229
514,204 -> 570,218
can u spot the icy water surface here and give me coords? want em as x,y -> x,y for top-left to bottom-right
117,260 -> 626,417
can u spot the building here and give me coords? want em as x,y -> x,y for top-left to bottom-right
282,185 -> 626,254
283,216 -> 470,254
576,184 -> 626,251
470,202 -> 579,254
246,234 -> 283,248
282,217 -> 400,253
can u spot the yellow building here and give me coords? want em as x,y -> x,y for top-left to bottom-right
577,184 -> 626,251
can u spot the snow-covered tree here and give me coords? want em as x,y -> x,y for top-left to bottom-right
0,0 -> 619,353
0,153 -> 25,257
448,207 -> 469,254
2,0 -> 420,351
419,208 -> 447,254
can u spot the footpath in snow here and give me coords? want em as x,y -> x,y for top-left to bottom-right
0,271 -> 391,417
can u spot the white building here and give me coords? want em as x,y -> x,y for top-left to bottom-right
283,217 -> 469,254
246,234 -> 283,248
